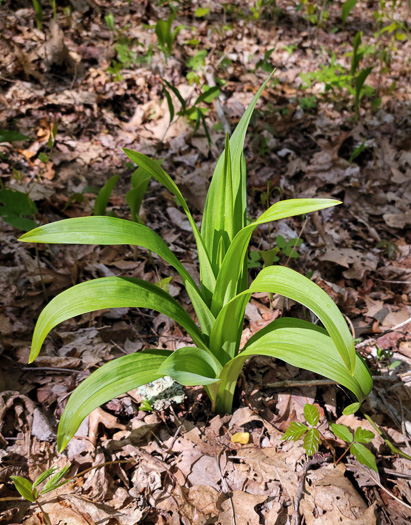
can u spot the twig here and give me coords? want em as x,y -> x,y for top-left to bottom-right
285,216 -> 309,267
355,316 -> 411,349
264,375 -> 398,389
352,464 -> 411,512
217,449 -> 236,525
294,454 -> 332,525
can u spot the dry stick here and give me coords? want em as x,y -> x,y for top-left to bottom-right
264,375 -> 398,389
217,449 -> 236,525
355,316 -> 411,350
353,464 -> 411,512
294,454 -> 332,525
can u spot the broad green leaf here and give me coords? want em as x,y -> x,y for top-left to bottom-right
30,277 -> 207,362
341,0 -> 357,23
304,404 -> 320,427
41,465 -> 71,494
343,402 -> 361,415
249,264 -> 356,373
123,149 -> 216,303
351,443 -> 378,472
202,71 -> 275,274
20,217 -> 215,337
211,199 -> 340,316
209,291 -> 250,365
354,427 -> 374,444
215,318 -> 372,414
157,346 -> 221,386
0,129 -> 31,142
330,423 -> 353,443
93,174 -> 119,216
282,422 -> 308,441
304,428 -> 321,456
33,467 -> 57,488
10,476 -> 36,502
57,350 -> 170,451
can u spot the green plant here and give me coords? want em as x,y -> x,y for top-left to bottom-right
282,403 -> 378,472
341,0 -> 358,24
93,174 -> 119,216
162,80 -> 220,147
155,3 -> 184,59
11,465 -> 71,525
283,404 -> 378,471
248,235 -> 303,269
20,75 -> 373,452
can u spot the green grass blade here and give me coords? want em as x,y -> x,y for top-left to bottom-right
202,72 -> 275,274
123,149 -> 216,303
211,198 -> 340,316
215,318 -> 373,414
249,265 -> 356,373
157,346 -> 221,386
20,217 -> 215,337
30,277 -> 207,362
57,350 -> 170,451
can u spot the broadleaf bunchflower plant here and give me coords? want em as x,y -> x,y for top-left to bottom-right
20,74 -> 373,452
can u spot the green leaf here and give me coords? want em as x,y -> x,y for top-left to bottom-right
209,291 -> 250,365
351,443 -> 378,472
330,423 -> 353,443
211,198 -> 340,316
304,428 -> 321,456
57,349 -> 170,451
249,264 -> 356,374
38,152 -> 49,164
162,79 -> 186,111
202,71 -> 275,275
304,404 -> 320,427
40,465 -> 71,494
29,277 -> 207,362
123,149 -> 216,303
157,346 -> 221,386
343,402 -> 361,415
354,427 -> 374,444
215,318 -> 372,414
126,167 -> 151,222
282,422 -> 308,441
163,85 -> 175,124
195,7 -> 209,17
10,476 -> 36,502
19,217 -> 215,337
341,0 -> 357,23
194,86 -> 220,106
33,467 -> 57,488
0,129 -> 31,142
93,174 -> 119,216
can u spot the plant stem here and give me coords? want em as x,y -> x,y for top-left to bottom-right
360,409 -> 411,461
335,443 -> 353,466
36,500 -> 51,525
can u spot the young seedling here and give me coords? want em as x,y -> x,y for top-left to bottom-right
283,403 -> 378,472
11,464 -> 71,525
20,74 -> 373,452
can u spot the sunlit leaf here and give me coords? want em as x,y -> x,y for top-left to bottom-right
351,443 -> 378,472
10,476 -> 35,502
330,423 -> 353,443
57,350 -> 170,451
304,404 -> 320,427
304,428 -> 321,455
354,427 -> 374,444
30,277 -> 206,362
282,422 -> 308,442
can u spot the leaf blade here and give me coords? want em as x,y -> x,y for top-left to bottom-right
30,277 -> 206,362
330,423 -> 353,443
10,476 -> 35,502
20,217 -> 215,337
57,350 -> 171,451
351,443 -> 378,472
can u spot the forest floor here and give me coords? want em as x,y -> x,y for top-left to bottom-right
0,0 -> 410,524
